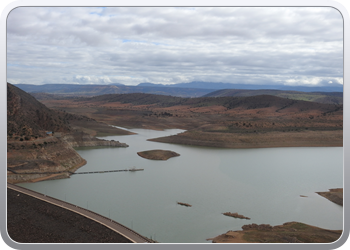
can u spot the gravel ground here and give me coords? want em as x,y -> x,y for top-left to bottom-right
7,188 -> 132,243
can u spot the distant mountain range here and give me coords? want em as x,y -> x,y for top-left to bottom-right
137,81 -> 343,92
13,81 -> 343,103
14,83 -> 215,98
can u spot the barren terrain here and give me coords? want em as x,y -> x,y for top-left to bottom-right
208,222 -> 342,243
316,188 -> 343,206
38,93 -> 343,148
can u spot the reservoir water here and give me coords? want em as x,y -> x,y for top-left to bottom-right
18,127 -> 343,243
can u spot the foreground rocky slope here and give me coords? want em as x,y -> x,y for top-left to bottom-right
7,188 -> 132,243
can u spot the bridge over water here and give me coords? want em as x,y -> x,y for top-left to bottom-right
7,168 -> 144,175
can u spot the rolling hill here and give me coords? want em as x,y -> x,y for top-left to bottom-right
203,89 -> 343,104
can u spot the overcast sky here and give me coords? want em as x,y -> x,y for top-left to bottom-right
6,6 -> 343,86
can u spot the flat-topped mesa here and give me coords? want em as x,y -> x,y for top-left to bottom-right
177,202 -> 192,207
137,149 -> 180,160
223,212 -> 250,220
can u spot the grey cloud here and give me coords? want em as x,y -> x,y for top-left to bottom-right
6,6 -> 343,86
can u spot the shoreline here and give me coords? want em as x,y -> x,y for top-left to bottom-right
210,188 -> 343,243
208,222 -> 342,243
148,129 -> 342,149
149,138 -> 343,149
316,188 -> 343,206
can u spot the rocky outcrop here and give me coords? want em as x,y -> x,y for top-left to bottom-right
7,132 -> 129,183
241,224 -> 273,231
7,136 -> 88,184
61,132 -> 128,148
7,131 -> 129,184
316,188 -> 343,206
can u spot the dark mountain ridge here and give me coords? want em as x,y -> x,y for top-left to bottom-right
15,81 -> 343,101
203,89 -> 343,104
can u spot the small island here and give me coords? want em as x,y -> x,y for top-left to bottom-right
177,202 -> 192,207
223,212 -> 250,220
137,149 -> 180,160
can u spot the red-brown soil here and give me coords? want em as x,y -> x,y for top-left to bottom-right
38,94 -> 343,148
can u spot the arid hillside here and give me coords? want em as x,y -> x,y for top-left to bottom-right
7,83 -> 71,139
38,92 -> 343,148
203,89 -> 343,104
7,83 -> 129,183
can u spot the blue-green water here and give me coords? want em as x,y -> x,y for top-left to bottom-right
19,127 -> 343,243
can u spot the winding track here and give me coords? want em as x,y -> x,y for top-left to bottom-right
7,183 -> 152,243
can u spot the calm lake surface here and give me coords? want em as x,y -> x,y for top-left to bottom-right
19,127 -> 343,243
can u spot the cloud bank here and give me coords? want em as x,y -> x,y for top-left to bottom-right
7,7 -> 343,87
